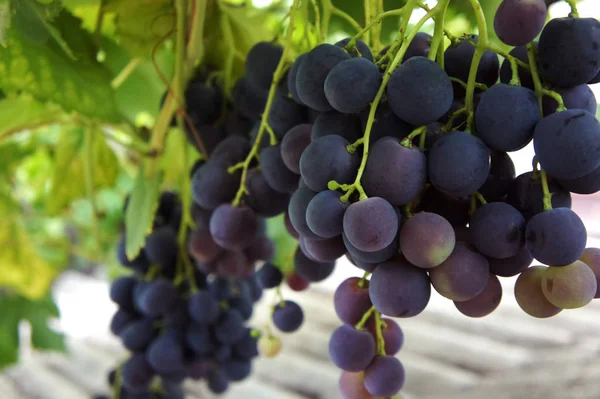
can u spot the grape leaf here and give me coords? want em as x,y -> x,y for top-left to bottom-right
125,162 -> 163,260
0,10 -> 122,121
267,214 -> 298,275
0,0 -> 11,46
0,95 -> 66,141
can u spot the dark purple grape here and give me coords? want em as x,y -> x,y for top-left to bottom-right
507,171 -> 572,221
146,332 -> 185,375
402,32 -> 432,62
122,354 -> 154,392
188,291 -> 220,324
399,212 -> 456,269
209,204 -> 259,251
488,247 -> 533,277
343,197 -> 398,252
444,35 -> 500,87
325,58 -> 382,114
214,310 -> 246,344
245,41 -> 282,91
280,123 -> 312,174
334,277 -> 372,325
329,325 -> 376,372
543,84 -> 597,116
191,161 -> 240,210
110,276 -> 137,311
494,0 -> 547,46
294,247 -> 336,281
306,190 -> 348,238
335,38 -> 374,62
120,319 -> 156,352
454,273 -> 502,317
311,111 -> 362,143
288,185 -> 322,240
136,279 -> 177,317
363,356 -> 405,397
244,168 -> 290,218
256,262 -> 283,289
188,228 -> 222,263
272,300 -> 304,332
260,145 -> 300,194
470,202 -> 526,259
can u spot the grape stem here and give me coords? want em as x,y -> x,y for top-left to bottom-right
449,77 -> 489,92
111,366 -> 122,399
83,126 -> 101,251
364,0 -> 372,47
400,126 -> 427,149
427,1 -> 450,63
526,43 -> 566,115
563,0 -> 580,18
228,0 -> 302,207
310,0 -> 322,43
358,271 -> 371,288
345,7 -> 406,51
539,169 -> 553,211
373,309 -> 386,356
329,0 -> 449,203
355,306 -> 376,329
442,107 -> 467,132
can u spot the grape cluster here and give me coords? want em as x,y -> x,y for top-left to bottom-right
105,191 -> 267,398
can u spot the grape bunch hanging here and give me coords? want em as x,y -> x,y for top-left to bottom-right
107,0 -> 600,398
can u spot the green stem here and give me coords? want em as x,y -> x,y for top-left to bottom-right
464,0 -> 488,132
539,169 -> 553,211
357,271 -> 370,288
83,126 -> 101,250
355,306 -> 376,330
428,0 -> 449,62
449,77 -> 488,92
442,107 -> 467,132
373,310 -> 386,356
311,0 -> 322,43
346,8 -> 406,50
364,0 -> 372,47
111,366 -> 122,399
94,0 -> 106,47
564,0 -> 579,18
400,126 -> 427,148
321,0 -> 362,38
229,0 -> 302,207
111,58 -> 142,89
527,42 -> 545,116
475,191 -> 487,205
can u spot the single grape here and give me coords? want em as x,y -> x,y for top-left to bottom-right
479,151 -> 516,202
329,325 -> 376,372
362,136 -> 427,206
507,172 -> 571,221
343,233 -> 399,264
110,309 -> 137,336
223,359 -> 252,382
256,262 -> 283,289
363,356 -> 405,397
542,84 -> 597,116
363,105 -> 415,144
344,197 -> 399,252
191,161 -> 241,210
296,44 -> 351,111
214,310 -> 246,344
120,319 -> 156,352
515,266 -> 562,317
110,276 -> 137,311
580,248 -> 600,298
470,202 -> 526,259
400,212 -> 456,269
387,56 -> 453,126
288,54 -> 307,105
311,111 -> 362,143
325,58 -> 382,114
231,76 -> 267,120
146,332 -> 185,375
272,300 -> 304,332
268,93 -> 308,139
294,246 -> 337,281
428,131 -> 490,198
207,368 -> 229,394
334,277 -> 372,325
301,236 -> 345,263
476,84 -> 540,152
306,190 -> 349,238
244,168 -> 290,218
454,273 -> 502,318
369,257 -> 431,317
280,124 -> 312,174
339,371 -> 374,399
538,17 -> 600,87
284,211 -> 300,239
444,35 -> 500,87
287,273 -> 310,291
121,354 -> 154,392
365,317 -> 404,356
429,243 -> 490,301
136,279 -> 178,317
494,0 -> 547,47
288,185 -> 322,240
245,41 -> 283,91
185,323 -> 215,356
209,204 -> 259,251
184,81 -> 223,125
300,135 -> 360,192
258,335 -> 282,358
144,226 -> 178,268
488,247 -> 533,277
234,331 -> 259,359
402,32 -> 432,62
335,38 -> 374,62
525,208 -> 587,266
188,228 -> 222,264
558,165 -> 600,195
541,261 -> 597,309
259,145 -> 300,194
210,136 -> 250,167
188,291 -> 220,324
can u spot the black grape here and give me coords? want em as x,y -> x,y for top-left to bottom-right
207,368 -> 229,394
343,197 -> 398,252
306,190 -> 348,238
136,279 -> 178,317
470,202 -> 526,259
334,277 -> 372,325
494,0 -> 547,46
259,145 -> 300,194
234,331 -> 259,359
244,168 -> 290,217
366,317 -> 404,355
444,35 -> 500,88
268,93 -> 308,139
542,84 -> 597,116
272,300 -> 304,332
188,291 -> 220,324
224,359 -> 252,382
110,309 -> 137,336
488,247 -> 533,277
534,109 -> 600,180
188,228 -> 222,264
343,232 -> 399,264
281,123 -> 312,174
287,54 -> 306,105
399,212 -> 456,268
329,325 -> 376,372
387,56 -> 453,126
191,203 -> 212,230
191,161 -> 240,210
499,44 -> 535,90
538,17 -> 600,87
210,136 -> 250,167
120,319 -> 156,352
454,273 -> 502,318
245,234 -> 274,263
417,187 -> 470,227
363,356 -> 405,396
369,257 -> 431,317
230,293 -> 254,321
256,262 -> 283,289
110,276 -> 136,311
429,243 -> 490,301
214,310 -> 246,344
185,81 -> 223,125
515,266 -> 561,317
215,345 -> 232,363
324,58 -> 382,114
541,261 -> 597,309
558,165 -> 600,195
146,332 -> 185,375
402,32 -> 431,62
209,278 -> 235,301
525,207 -> 587,266
507,172 -> 571,221
294,246 -> 336,280
428,131 -> 490,198
362,105 -> 415,144
209,204 -> 258,251
185,324 -> 215,356
479,151 -> 516,202
300,135 -> 359,192
475,84 -> 540,152
311,111 -> 362,143
214,250 -> 251,278
245,41 -> 283,91
231,76 -> 267,120
296,44 -> 351,111
288,185 -> 322,240
144,226 -> 178,269
335,38 -> 374,62
362,136 -> 427,206
224,110 -> 253,138
121,354 -> 154,392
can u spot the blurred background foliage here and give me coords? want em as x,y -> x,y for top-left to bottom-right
0,0 -> 585,369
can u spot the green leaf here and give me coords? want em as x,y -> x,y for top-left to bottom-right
0,326 -> 19,369
0,95 -> 66,140
0,0 -> 11,46
125,162 -> 163,260
0,10 -> 122,121
267,214 -> 298,275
